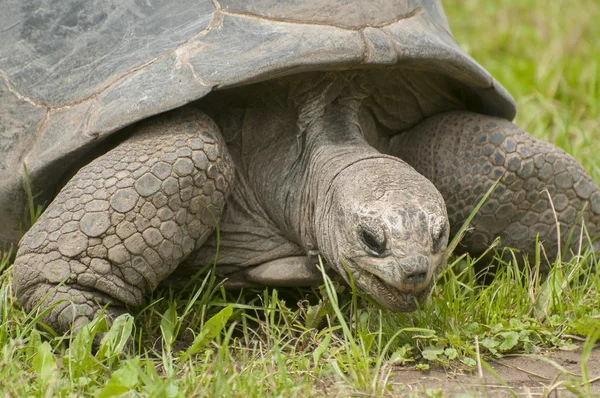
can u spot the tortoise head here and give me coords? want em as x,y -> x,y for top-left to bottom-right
316,156 -> 449,311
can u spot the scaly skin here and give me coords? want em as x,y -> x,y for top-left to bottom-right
389,111 -> 600,261
12,108 -> 234,332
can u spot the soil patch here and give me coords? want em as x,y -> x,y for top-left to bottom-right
389,345 -> 600,397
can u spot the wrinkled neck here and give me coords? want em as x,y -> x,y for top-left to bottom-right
292,105 -> 384,250
228,76 -> 382,252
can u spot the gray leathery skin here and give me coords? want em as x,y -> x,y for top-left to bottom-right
12,108 -> 234,332
389,111 -> 600,260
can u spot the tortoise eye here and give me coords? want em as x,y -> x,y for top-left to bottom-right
360,228 -> 387,257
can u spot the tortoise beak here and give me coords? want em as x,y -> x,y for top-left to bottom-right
359,254 -> 434,294
343,254 -> 438,312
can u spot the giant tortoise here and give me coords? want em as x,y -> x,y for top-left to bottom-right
1,0 -> 599,334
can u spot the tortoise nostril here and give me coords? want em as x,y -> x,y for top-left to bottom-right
406,270 -> 427,284
403,257 -> 430,286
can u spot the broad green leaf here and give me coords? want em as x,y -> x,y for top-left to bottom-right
77,377 -> 92,388
558,342 -> 579,351
359,332 -> 375,354
490,323 -> 504,334
464,322 -> 481,336
33,342 -> 57,387
312,332 -> 332,366
305,304 -> 321,329
509,318 -> 526,329
165,379 -> 182,398
389,344 -> 414,365
97,314 -> 134,360
421,346 -> 444,361
480,338 -> 499,349
98,384 -> 130,397
499,331 -> 520,351
305,301 -> 331,329
99,359 -> 139,398
161,305 -> 178,347
568,317 -> 600,337
358,310 -> 370,333
444,347 -> 458,360
184,305 -> 233,357
26,329 -> 42,359
67,316 -> 108,363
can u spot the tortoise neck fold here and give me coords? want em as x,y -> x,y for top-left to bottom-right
218,75 -> 381,253
281,91 -> 383,251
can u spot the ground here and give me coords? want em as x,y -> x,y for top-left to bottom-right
392,347 -> 600,397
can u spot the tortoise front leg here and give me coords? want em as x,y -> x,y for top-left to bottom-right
388,111 -> 600,261
12,108 -> 234,333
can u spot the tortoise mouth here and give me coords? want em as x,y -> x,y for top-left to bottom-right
346,259 -> 432,312
369,272 -> 430,312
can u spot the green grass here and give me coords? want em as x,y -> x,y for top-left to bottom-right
1,245 -> 599,395
1,0 -> 600,396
